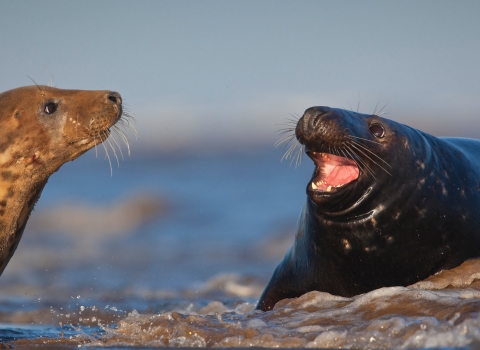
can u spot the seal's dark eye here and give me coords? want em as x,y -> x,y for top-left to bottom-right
44,102 -> 57,114
369,124 -> 385,138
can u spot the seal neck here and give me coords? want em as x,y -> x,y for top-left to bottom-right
0,164 -> 49,275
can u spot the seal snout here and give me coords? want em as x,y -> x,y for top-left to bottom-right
294,106 -> 363,195
295,106 -> 345,148
107,91 -> 122,106
106,91 -> 123,121
303,106 -> 332,129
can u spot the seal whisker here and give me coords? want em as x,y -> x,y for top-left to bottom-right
112,126 -> 131,157
347,136 -> 381,145
285,144 -> 299,165
378,101 -> 391,116
275,115 -> 300,130
278,119 -> 298,126
27,76 -> 45,97
300,145 -> 305,166
339,148 -> 351,162
277,124 -> 296,130
117,119 -> 138,139
44,65 -> 54,87
281,140 -> 300,164
276,139 -> 296,150
350,149 -> 377,180
121,114 -> 137,127
123,123 -> 138,139
333,146 -> 342,158
279,132 -> 295,140
93,131 -> 99,157
106,135 -> 120,168
275,134 -> 296,148
102,104 -> 136,166
349,140 -> 392,168
286,118 -> 299,123
345,145 -> 377,179
276,123 -> 297,130
295,144 -> 304,167
280,142 -> 296,162
373,101 -> 381,116
277,128 -> 296,136
348,142 -> 392,176
121,107 -> 137,121
117,129 -> 131,157
288,142 -> 301,167
340,146 -> 373,178
100,130 -> 113,176
343,146 -> 365,174
348,101 -> 353,113
348,141 -> 389,173
117,111 -> 138,139
285,141 -> 300,161
117,116 -> 134,128
109,132 -> 125,161
276,133 -> 295,143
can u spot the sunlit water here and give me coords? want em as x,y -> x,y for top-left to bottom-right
1,148 -> 480,348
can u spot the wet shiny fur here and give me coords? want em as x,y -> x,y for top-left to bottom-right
257,106 -> 480,311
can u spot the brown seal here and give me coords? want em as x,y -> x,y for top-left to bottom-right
0,85 -> 125,274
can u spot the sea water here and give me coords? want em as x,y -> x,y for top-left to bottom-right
1,148 -> 480,348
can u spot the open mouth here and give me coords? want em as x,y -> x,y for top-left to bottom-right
307,152 -> 359,192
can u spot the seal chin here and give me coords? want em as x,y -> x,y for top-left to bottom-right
67,128 -> 111,149
306,151 -> 359,195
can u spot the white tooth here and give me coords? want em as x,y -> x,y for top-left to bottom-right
327,186 -> 332,192
312,182 -> 318,189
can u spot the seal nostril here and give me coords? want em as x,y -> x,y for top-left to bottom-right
107,92 -> 122,105
310,111 -> 329,129
300,107 -> 331,139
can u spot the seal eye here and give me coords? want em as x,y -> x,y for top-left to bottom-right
44,102 -> 57,114
369,124 -> 385,138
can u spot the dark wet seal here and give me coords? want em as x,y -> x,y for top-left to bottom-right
0,85 -> 133,275
257,106 -> 480,311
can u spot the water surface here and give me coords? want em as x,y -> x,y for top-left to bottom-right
1,148 -> 480,348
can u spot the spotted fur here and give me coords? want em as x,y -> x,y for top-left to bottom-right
258,106 -> 480,311
0,85 -> 125,274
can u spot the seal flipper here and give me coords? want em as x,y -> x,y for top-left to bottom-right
256,249 -> 300,311
257,205 -> 314,311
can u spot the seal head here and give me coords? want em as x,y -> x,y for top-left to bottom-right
0,85 -> 124,274
257,106 -> 480,311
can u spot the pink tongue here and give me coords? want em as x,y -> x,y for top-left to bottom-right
310,153 -> 360,190
326,165 -> 359,186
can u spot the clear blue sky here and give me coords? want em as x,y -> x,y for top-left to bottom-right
1,1 -> 480,151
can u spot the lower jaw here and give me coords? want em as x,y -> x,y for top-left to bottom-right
310,183 -> 348,193
71,129 -> 111,146
308,187 -> 337,197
